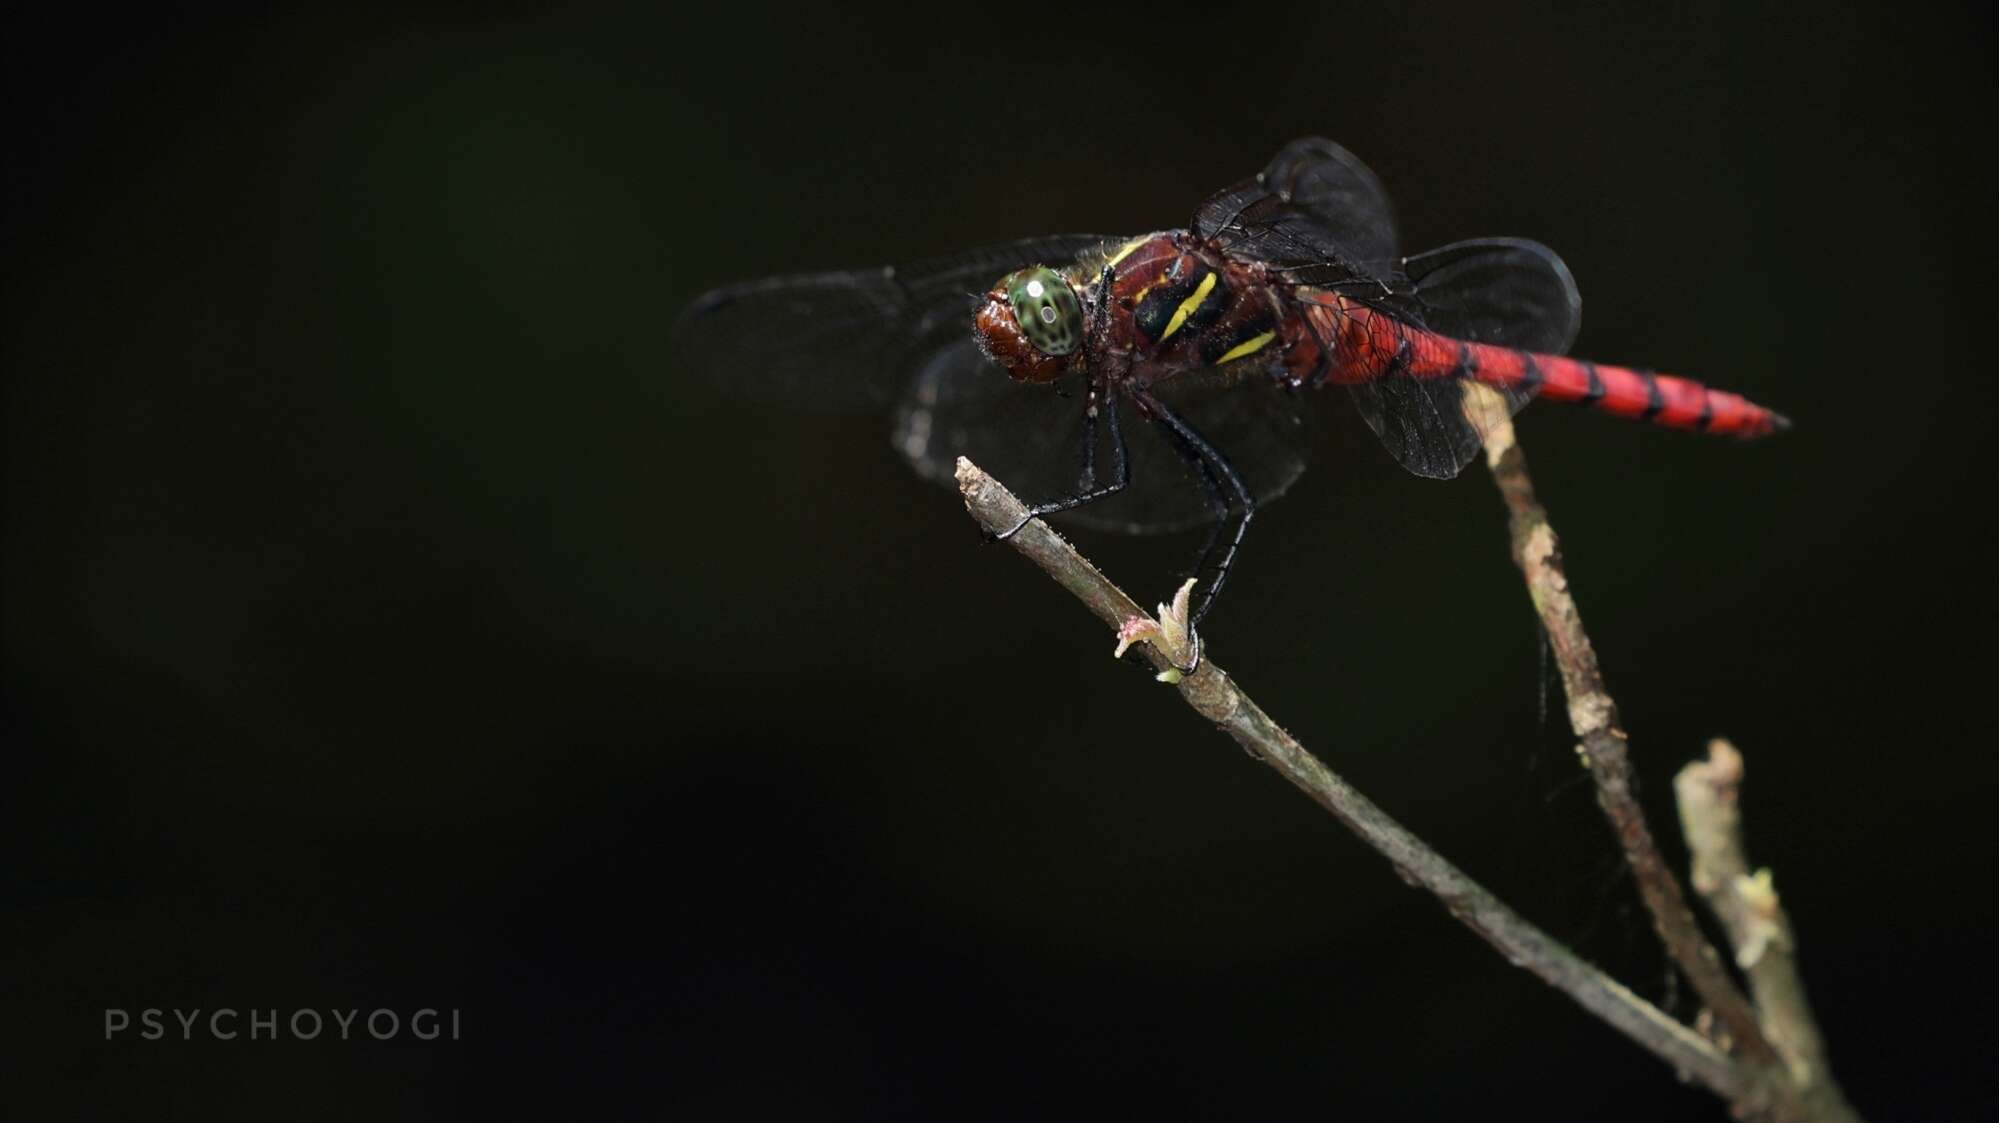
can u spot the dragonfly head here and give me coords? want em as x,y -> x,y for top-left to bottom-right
976,266 -> 1083,383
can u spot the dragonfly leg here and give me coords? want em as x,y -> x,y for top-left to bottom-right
991,389 -> 1129,540
1163,428 -> 1231,587
1076,394 -> 1099,492
1143,395 -> 1255,629
1072,264 -> 1120,496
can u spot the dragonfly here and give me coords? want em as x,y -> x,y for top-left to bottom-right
675,138 -> 1786,660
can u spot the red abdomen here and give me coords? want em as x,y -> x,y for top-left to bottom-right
1285,291 -> 1787,437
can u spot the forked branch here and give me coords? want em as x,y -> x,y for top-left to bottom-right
1676,741 -> 1859,1121
954,456 -> 1742,1100
1467,389 -> 1772,1062
1466,389 -> 1857,1121
957,396 -> 1860,1119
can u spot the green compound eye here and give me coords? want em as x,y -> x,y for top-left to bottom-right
1004,267 -> 1083,356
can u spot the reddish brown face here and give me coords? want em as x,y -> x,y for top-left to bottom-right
975,292 -> 1066,383
973,267 -> 1084,384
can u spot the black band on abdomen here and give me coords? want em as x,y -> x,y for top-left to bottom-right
1580,362 -> 1605,405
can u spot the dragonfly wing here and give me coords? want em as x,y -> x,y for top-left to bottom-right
1344,377 -> 1500,480
1395,237 -> 1582,353
674,234 -> 1120,413
1341,238 -> 1580,479
893,346 -> 1311,535
1193,137 -> 1401,284
890,335 -> 1080,491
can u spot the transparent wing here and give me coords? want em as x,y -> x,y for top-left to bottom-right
1395,237 -> 1581,353
672,235 -> 1119,413
892,340 -> 1311,535
1343,377 -> 1512,480
1193,137 -> 1400,284
1341,238 -> 1583,479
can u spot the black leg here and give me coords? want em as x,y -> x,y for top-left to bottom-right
1157,418 -> 1231,586
1143,394 -> 1255,627
993,389 -> 1130,540
1087,264 -> 1115,351
1076,397 -> 1099,492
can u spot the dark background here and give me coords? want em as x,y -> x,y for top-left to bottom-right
5,4 -> 1994,1119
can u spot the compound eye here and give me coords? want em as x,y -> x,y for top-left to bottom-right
1004,267 -> 1082,356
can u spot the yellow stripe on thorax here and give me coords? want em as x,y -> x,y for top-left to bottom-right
1159,271 -> 1217,341
1215,330 -> 1276,365
1105,235 -> 1150,269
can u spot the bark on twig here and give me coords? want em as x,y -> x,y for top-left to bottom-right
1467,390 -> 1775,1064
1677,741 -> 1860,1121
953,456 -> 1744,1101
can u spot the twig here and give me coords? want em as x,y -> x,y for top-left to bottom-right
954,456 -> 1745,1101
1468,390 -> 1776,1064
1677,741 -> 1860,1121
